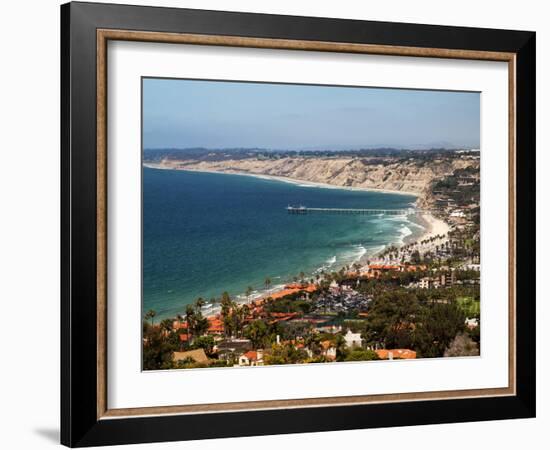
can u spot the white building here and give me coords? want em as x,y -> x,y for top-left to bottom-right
450,209 -> 466,218
344,329 -> 363,349
419,277 -> 431,289
238,349 -> 264,367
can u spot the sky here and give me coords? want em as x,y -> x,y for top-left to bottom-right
142,78 -> 480,150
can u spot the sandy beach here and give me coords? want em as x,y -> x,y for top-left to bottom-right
418,213 -> 451,240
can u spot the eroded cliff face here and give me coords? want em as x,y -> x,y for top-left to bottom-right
156,157 -> 478,202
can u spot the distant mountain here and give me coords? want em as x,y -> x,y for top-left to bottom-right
142,146 -> 480,164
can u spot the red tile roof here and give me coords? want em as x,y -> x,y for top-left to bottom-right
375,349 -> 417,360
243,351 -> 259,361
207,317 -> 224,333
369,264 -> 401,271
268,284 -> 318,300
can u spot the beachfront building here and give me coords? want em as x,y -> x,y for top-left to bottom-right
344,329 -> 363,349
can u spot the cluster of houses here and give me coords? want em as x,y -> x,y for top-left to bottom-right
172,328 -> 417,367
166,246 -> 478,368
312,280 -> 372,314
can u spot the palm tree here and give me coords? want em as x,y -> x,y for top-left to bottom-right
195,297 -> 205,311
245,286 -> 253,303
160,318 -> 172,336
220,292 -> 235,338
185,304 -> 195,342
233,305 -> 246,338
335,334 -> 348,361
144,309 -> 156,327
299,272 -> 305,284
264,277 -> 272,291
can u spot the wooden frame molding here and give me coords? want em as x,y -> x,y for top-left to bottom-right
96,29 -> 517,420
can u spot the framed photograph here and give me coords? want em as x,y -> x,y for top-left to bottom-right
61,1 -> 536,447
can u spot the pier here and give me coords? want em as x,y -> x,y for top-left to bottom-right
286,206 -> 417,216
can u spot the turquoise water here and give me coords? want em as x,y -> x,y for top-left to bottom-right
143,168 -> 419,318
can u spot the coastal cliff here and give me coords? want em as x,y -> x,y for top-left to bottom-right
149,156 -> 479,205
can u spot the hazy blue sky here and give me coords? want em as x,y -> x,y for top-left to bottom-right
143,78 -> 480,150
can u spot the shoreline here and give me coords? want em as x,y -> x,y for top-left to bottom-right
143,163 -> 420,198
417,213 -> 451,241
143,163 -> 451,318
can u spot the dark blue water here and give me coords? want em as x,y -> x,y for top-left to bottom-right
143,168 -> 418,318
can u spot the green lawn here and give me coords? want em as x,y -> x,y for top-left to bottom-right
456,296 -> 480,317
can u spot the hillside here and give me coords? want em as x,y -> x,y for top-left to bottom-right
147,155 -> 479,205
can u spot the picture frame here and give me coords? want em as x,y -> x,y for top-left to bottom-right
61,1 -> 535,447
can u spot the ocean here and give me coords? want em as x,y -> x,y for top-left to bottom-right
143,167 -> 419,318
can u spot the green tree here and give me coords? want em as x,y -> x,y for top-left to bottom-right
220,292 -> 236,338
159,318 -> 173,335
344,348 -> 380,362
185,304 -> 196,342
265,344 -> 308,365
194,314 -> 209,337
244,320 -> 269,349
362,291 -> 420,350
335,334 -> 348,362
414,302 -> 466,357
192,335 -> 215,356
142,325 -> 178,370
195,297 -> 205,311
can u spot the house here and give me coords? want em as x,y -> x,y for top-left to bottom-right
172,348 -> 209,364
344,329 -> 362,349
238,349 -> 264,366
320,340 -> 337,360
465,317 -> 479,329
268,312 -> 298,325
207,316 -> 224,335
376,349 -> 416,360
